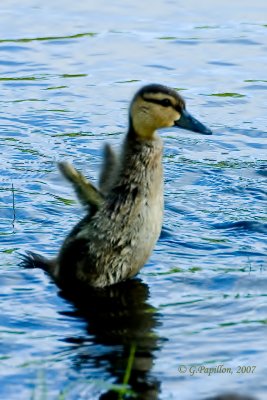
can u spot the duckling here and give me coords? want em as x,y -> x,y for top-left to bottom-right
23,84 -> 212,288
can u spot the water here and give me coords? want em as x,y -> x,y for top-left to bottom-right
0,1 -> 266,399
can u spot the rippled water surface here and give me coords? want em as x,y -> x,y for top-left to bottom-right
1,1 -> 267,399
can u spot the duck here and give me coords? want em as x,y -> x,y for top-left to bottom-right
22,84 -> 212,288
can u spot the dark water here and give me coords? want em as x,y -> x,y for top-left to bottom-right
0,1 -> 266,399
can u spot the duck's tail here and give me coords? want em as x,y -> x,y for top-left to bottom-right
20,251 -> 57,276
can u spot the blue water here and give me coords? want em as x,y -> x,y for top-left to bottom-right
0,1 -> 266,399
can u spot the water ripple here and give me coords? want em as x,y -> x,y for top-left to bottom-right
213,221 -> 267,234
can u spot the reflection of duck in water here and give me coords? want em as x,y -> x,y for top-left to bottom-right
60,279 -> 256,400
23,84 -> 211,288
60,279 -> 161,399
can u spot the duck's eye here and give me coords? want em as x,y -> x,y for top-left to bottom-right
161,99 -> 172,107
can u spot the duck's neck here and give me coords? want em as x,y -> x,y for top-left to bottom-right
115,121 -> 163,189
128,116 -> 156,141
125,117 -> 162,154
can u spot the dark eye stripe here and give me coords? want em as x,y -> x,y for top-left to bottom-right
143,97 -> 173,107
142,96 -> 183,112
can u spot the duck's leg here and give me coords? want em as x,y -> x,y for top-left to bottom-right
58,162 -> 104,210
99,144 -> 119,194
20,252 -> 57,271
20,251 -> 58,279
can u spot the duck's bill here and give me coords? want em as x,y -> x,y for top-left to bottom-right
174,110 -> 212,135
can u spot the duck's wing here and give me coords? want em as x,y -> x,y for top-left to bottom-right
99,143 -> 119,194
58,162 -> 104,210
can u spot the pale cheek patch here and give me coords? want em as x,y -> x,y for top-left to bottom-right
174,111 -> 181,121
160,110 -> 181,127
131,96 -> 183,136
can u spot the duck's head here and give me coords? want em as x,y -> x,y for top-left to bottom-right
129,84 -> 212,139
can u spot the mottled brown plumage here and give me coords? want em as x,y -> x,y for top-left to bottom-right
23,84 -> 212,288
